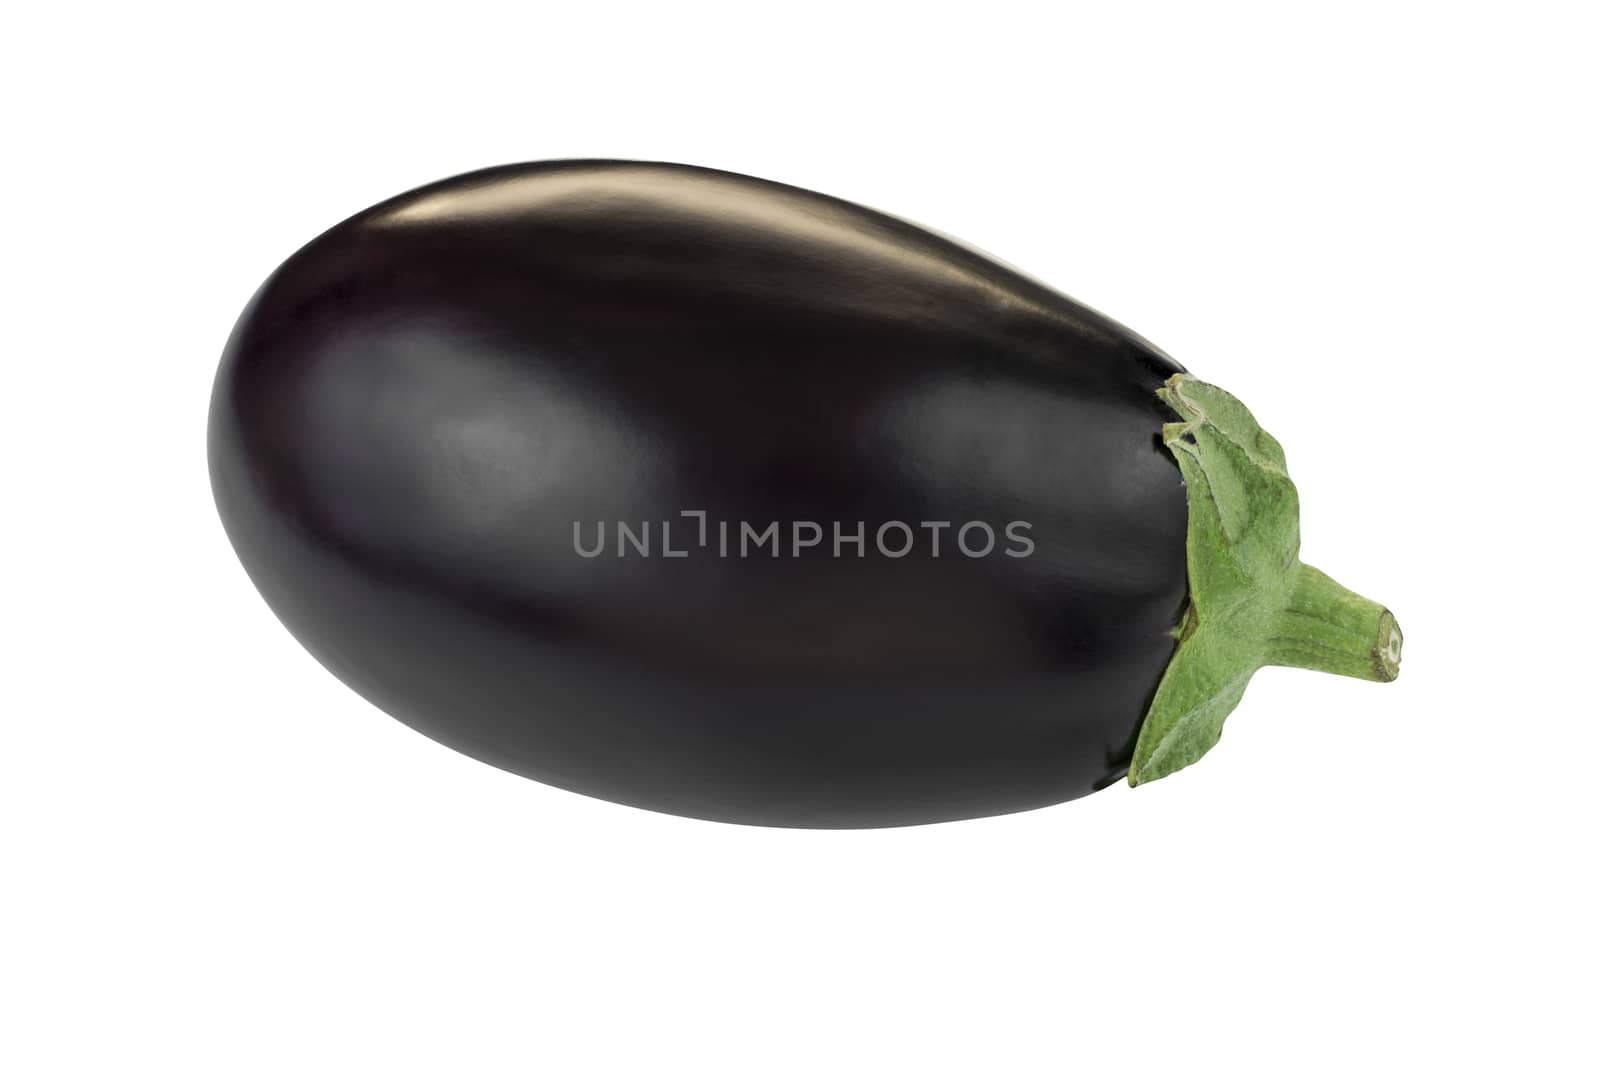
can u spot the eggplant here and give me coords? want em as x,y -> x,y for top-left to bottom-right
209,160 -> 1400,828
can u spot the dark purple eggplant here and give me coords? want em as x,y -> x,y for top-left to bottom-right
208,160 -> 1400,827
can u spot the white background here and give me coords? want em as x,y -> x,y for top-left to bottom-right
5,3 -> 1596,1065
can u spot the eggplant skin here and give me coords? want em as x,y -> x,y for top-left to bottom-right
208,160 -> 1190,828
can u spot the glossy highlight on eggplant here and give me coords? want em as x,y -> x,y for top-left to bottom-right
209,160 -> 1220,827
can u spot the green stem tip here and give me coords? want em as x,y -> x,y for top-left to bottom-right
1128,374 -> 1402,787
1273,564 -> 1402,683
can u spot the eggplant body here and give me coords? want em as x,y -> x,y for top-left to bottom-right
209,161 -> 1190,827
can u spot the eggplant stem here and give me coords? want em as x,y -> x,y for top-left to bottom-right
1269,564 -> 1401,682
1127,374 -> 1401,787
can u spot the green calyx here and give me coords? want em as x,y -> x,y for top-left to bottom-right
1128,374 -> 1402,786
